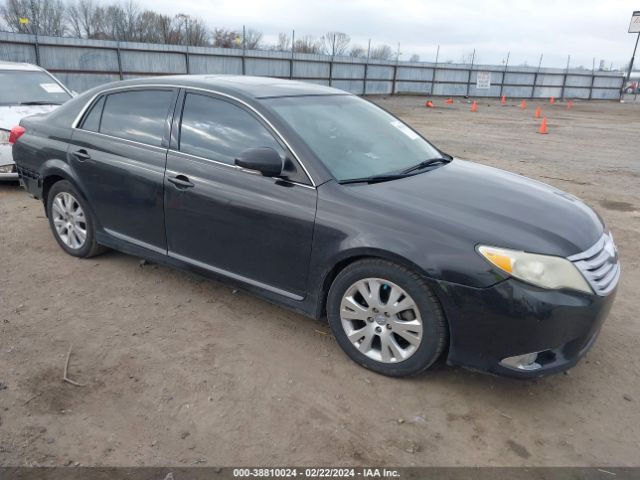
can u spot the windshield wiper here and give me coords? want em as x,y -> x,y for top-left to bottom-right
401,156 -> 452,175
18,101 -> 62,106
339,174 -> 410,185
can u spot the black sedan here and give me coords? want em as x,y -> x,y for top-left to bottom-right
11,75 -> 619,378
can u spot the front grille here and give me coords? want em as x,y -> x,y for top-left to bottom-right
569,233 -> 620,296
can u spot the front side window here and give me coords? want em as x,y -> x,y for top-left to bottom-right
99,89 -> 174,146
0,70 -> 71,106
264,95 -> 442,182
179,93 -> 285,164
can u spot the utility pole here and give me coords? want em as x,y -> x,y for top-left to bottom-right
363,39 -> 371,96
290,29 -> 295,80
499,51 -> 510,99
624,11 -> 640,98
177,14 -> 190,74
624,32 -> 639,96
29,0 -> 40,65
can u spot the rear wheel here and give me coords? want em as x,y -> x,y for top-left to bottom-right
327,259 -> 447,377
46,180 -> 104,258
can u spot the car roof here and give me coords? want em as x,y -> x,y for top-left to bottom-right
98,75 -> 350,99
0,61 -> 43,71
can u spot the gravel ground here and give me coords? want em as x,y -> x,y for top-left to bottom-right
0,96 -> 639,467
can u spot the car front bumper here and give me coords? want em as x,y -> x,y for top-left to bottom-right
438,278 -> 617,378
0,144 -> 18,180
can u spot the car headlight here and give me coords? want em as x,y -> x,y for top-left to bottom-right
477,245 -> 593,294
0,129 -> 9,144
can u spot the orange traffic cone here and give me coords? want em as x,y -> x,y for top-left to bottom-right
567,100 -> 573,109
538,117 -> 548,134
500,95 -> 506,105
520,99 -> 527,109
446,97 -> 454,104
549,96 -> 555,105
534,106 -> 541,119
471,100 -> 477,112
425,100 -> 434,108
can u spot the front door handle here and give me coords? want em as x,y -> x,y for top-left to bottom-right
72,149 -> 91,161
167,174 -> 194,189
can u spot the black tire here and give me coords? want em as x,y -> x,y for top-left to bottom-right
327,259 -> 447,377
46,180 -> 105,258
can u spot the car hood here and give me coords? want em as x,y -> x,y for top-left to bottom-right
0,105 -> 59,130
348,159 -> 603,258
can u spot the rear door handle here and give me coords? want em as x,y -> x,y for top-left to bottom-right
72,149 -> 91,161
167,174 -> 194,189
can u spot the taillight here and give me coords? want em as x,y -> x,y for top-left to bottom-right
9,126 -> 26,145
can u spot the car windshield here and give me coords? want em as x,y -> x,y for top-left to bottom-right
264,94 -> 443,181
0,70 -> 71,106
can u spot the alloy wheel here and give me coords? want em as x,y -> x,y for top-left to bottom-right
51,192 -> 87,250
339,278 -> 423,363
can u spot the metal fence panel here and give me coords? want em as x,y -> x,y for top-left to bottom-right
564,87 -> 590,99
432,83 -> 467,96
120,50 -> 186,73
435,68 -> 467,82
396,67 -> 434,81
0,41 -> 36,63
365,80 -> 392,94
0,32 -> 625,100
56,72 -> 120,91
504,72 -> 535,85
593,76 -> 623,88
293,60 -> 329,79
396,81 -> 431,94
39,45 -> 119,71
536,74 -> 564,86
503,85 -> 534,97
469,84 -> 502,97
189,54 -> 242,75
331,79 -> 364,94
565,75 -> 592,87
367,65 -> 394,80
332,63 -> 365,79
246,58 -> 290,77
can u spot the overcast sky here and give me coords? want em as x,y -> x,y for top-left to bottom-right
141,0 -> 637,69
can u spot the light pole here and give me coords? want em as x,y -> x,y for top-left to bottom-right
624,11 -> 640,98
177,14 -> 190,74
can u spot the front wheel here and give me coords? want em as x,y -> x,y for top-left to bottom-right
327,259 -> 447,377
46,180 -> 105,258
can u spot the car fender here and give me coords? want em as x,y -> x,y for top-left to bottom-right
40,158 -> 97,221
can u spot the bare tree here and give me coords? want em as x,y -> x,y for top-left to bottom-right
409,53 -> 420,62
348,44 -> 366,58
66,0 -> 103,38
293,35 -> 321,54
178,14 -> 208,46
0,0 -> 32,33
242,28 -> 262,50
273,32 -> 291,51
1,0 -> 67,35
460,51 -> 476,65
212,28 -> 240,48
320,31 -> 350,56
370,44 -> 393,61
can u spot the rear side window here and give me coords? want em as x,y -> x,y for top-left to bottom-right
98,89 -> 174,146
80,96 -> 105,132
179,93 -> 284,164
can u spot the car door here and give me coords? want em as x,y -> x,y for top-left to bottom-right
164,90 -> 317,300
69,87 -> 178,253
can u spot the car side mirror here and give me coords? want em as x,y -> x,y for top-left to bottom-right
234,147 -> 283,177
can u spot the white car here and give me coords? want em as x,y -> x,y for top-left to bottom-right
0,61 -> 73,180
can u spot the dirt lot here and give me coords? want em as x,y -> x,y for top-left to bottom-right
1,97 -> 639,467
